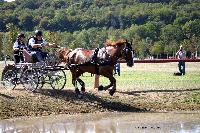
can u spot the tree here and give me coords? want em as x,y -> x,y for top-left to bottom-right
48,10 -> 70,31
150,41 -> 164,58
164,43 -> 171,58
60,32 -> 74,48
20,0 -> 38,9
0,32 -> 4,58
183,19 -> 200,39
50,0 -> 67,9
73,30 -> 91,49
0,19 -> 6,32
136,39 -> 149,59
3,23 -> 19,57
168,40 -> 178,58
190,35 -> 200,58
19,13 -> 35,31
153,7 -> 176,24
39,17 -> 49,30
0,0 -> 199,59
161,24 -> 183,44
44,31 -> 62,45
173,16 -> 190,26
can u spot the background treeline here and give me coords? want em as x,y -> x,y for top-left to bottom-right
0,0 -> 200,59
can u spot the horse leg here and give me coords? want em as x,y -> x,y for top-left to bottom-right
109,77 -> 116,96
72,74 -> 79,93
107,75 -> 116,96
77,78 -> 85,92
70,69 -> 82,98
101,71 -> 116,96
98,83 -> 112,91
73,68 -> 85,93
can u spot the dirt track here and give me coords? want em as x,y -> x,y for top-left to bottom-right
1,62 -> 200,119
1,87 -> 200,120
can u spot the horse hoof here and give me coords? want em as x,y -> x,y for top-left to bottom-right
109,89 -> 116,96
98,85 -> 104,91
75,88 -> 80,94
81,87 -> 85,92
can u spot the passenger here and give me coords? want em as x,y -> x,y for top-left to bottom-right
13,32 -> 26,63
28,30 -> 56,62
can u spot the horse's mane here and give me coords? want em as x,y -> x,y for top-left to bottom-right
105,39 -> 126,47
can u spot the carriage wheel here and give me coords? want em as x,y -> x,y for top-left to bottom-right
37,74 -> 45,90
20,68 -> 39,92
50,70 -> 66,90
1,69 -> 17,90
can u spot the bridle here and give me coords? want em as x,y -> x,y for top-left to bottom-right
123,42 -> 133,61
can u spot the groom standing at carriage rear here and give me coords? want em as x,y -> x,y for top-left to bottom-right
28,30 -> 57,62
13,32 -> 26,63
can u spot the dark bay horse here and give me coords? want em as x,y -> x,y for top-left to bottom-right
57,39 -> 134,97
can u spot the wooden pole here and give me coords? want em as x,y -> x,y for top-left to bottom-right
94,43 -> 100,89
94,74 -> 99,89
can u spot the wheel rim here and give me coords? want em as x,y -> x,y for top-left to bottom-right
20,69 -> 39,92
2,70 -> 17,90
50,70 -> 66,90
37,75 -> 45,90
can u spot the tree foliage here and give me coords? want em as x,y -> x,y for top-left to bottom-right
0,0 -> 199,58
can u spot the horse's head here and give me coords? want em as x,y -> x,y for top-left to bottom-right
105,39 -> 134,67
121,40 -> 134,67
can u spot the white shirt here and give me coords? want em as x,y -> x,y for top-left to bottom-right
13,41 -> 25,50
176,50 -> 186,59
28,37 -> 48,47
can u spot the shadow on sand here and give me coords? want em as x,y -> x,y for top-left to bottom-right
36,89 -> 148,112
117,88 -> 200,96
0,93 -> 15,99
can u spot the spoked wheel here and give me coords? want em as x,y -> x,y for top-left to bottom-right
20,68 -> 39,92
37,75 -> 45,90
50,70 -> 66,90
1,69 -> 17,90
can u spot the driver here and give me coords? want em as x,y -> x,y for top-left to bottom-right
28,30 -> 56,62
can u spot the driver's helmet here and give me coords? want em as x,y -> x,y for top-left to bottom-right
35,30 -> 43,36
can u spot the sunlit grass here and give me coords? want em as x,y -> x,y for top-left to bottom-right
64,62 -> 200,91
1,62 -> 200,92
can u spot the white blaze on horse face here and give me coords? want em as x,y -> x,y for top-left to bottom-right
131,51 -> 134,66
131,51 -> 134,58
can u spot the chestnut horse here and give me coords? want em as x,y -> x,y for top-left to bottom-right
57,39 -> 134,97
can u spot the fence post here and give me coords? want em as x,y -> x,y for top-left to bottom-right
94,74 -> 99,89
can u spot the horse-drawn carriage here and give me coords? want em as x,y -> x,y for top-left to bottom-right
1,48 -> 67,92
1,39 -> 134,97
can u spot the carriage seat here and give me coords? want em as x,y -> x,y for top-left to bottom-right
22,49 -> 35,63
23,49 -> 58,66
